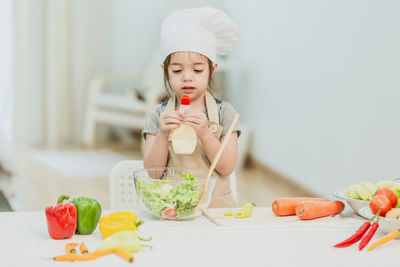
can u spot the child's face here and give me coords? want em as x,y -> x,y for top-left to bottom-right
166,52 -> 214,103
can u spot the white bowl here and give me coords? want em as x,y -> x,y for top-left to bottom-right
332,188 -> 369,215
358,206 -> 400,235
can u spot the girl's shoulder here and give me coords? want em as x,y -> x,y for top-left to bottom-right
213,98 -> 237,126
152,103 -> 165,114
217,99 -> 236,115
160,101 -> 168,112
216,99 -> 240,137
214,97 -> 222,105
212,97 -> 232,113
145,104 -> 164,123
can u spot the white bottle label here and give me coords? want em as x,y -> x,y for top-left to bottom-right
171,124 -> 197,154
171,104 -> 197,154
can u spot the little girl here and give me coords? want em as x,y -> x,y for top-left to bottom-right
142,7 -> 240,208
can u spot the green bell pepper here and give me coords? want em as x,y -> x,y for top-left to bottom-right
70,197 -> 101,235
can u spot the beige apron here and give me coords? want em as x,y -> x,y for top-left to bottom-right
165,91 -> 238,208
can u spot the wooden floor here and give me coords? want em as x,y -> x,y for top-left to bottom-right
1,146 -> 318,211
236,161 -> 319,207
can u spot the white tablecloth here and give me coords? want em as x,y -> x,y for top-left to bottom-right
0,208 -> 399,267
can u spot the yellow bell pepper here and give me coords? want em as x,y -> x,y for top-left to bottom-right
97,230 -> 150,252
99,211 -> 142,238
235,202 -> 256,218
224,209 -> 233,216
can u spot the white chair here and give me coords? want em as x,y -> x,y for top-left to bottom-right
109,160 -> 143,210
83,49 -> 164,147
109,160 -> 238,210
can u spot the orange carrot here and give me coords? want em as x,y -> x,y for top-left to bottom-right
295,200 -> 345,220
65,242 -> 79,254
79,242 -> 88,254
114,248 -> 135,263
54,254 -> 97,261
53,250 -> 113,261
91,250 -> 113,257
272,197 -> 330,216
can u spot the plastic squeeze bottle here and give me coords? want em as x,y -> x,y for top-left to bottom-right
171,95 -> 197,154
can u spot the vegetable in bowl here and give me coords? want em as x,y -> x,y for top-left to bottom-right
344,180 -> 400,201
134,169 -> 216,220
333,179 -> 400,216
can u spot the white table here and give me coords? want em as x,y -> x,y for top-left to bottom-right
0,208 -> 399,267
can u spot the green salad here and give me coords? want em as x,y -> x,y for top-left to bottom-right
137,173 -> 200,218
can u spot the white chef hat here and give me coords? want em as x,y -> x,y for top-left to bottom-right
160,7 -> 240,62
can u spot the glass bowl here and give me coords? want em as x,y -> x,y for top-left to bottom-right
132,167 -> 217,220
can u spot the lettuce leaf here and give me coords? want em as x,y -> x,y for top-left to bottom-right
137,172 -> 200,218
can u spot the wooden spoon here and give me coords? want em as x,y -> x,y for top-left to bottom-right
206,113 -> 240,180
200,113 -> 240,224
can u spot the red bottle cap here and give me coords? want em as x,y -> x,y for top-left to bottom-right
181,95 -> 190,105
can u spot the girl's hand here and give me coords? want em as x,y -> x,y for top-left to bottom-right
181,109 -> 209,138
159,111 -> 182,136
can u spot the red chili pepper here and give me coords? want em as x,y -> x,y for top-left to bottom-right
334,221 -> 371,247
334,213 -> 378,248
45,195 -> 77,240
359,215 -> 380,251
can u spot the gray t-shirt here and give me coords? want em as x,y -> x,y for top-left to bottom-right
142,100 -> 241,139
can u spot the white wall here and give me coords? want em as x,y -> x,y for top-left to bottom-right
223,1 -> 400,196
108,0 -> 225,75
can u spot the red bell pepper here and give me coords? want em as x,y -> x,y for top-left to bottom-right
45,195 -> 77,239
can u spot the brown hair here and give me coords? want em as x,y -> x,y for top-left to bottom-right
163,53 -> 216,97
